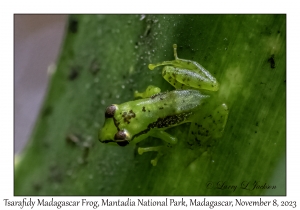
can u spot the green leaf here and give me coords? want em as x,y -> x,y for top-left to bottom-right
15,14 -> 286,195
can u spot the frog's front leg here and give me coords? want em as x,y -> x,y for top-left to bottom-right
138,130 -> 177,166
134,85 -> 161,99
138,146 -> 164,166
188,103 -> 229,148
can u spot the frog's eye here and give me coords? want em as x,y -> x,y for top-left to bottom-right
114,130 -> 129,147
105,105 -> 116,118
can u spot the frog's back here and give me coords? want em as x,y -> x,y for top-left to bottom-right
115,89 -> 209,135
145,89 -> 209,115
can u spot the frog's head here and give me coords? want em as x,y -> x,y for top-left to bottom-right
98,104 -> 131,147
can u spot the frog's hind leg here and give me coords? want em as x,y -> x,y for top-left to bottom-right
188,103 -> 229,148
134,85 -> 161,99
161,68 -> 189,89
138,130 -> 178,166
161,65 -> 219,91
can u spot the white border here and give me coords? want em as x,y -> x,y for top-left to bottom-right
1,0 -> 299,209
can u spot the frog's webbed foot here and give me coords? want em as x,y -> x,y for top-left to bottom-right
134,85 -> 161,99
138,130 -> 177,166
188,103 -> 229,148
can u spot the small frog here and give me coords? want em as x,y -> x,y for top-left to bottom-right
99,44 -> 228,166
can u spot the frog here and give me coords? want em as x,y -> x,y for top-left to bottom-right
99,44 -> 228,166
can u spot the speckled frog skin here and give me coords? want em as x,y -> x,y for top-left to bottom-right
99,44 -> 228,166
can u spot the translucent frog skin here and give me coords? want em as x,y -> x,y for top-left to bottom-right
99,44 -> 228,166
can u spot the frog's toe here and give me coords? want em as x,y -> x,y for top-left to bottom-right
138,146 -> 164,166
134,85 -> 161,99
138,146 -> 162,155
212,103 -> 229,138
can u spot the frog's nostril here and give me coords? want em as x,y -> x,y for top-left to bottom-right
105,104 -> 116,118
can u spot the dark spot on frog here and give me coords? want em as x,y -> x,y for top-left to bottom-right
151,92 -> 166,99
68,17 -> 78,34
129,110 -> 135,115
268,54 -> 275,69
122,110 -> 136,124
113,118 -> 120,128
148,112 -> 191,129
159,107 -> 164,110
142,106 -> 146,112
